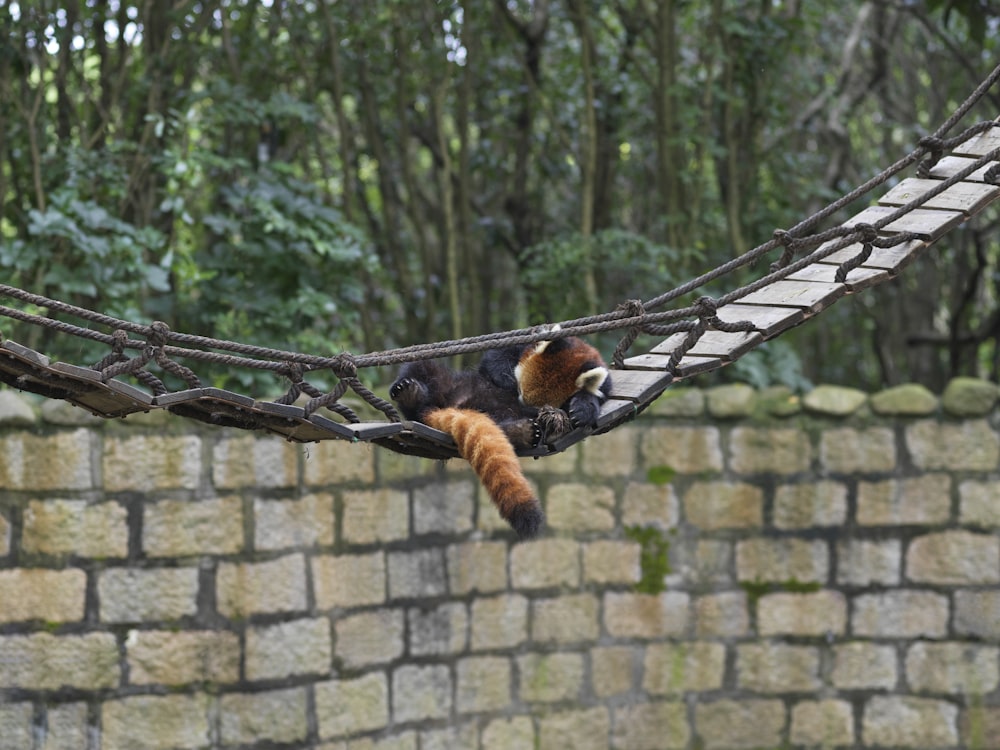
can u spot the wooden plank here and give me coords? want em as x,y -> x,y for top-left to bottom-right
845,206 -> 964,240
251,401 -> 347,442
621,352 -> 722,378
952,125 -> 1000,157
596,397 -> 638,430
737,279 -> 847,313
47,362 -> 154,417
649,329 -> 763,361
786,263 -> 890,292
879,177 -> 1000,216
2,341 -> 50,367
605,369 -> 672,403
713,304 -> 805,338
929,155 -> 998,182
818,238 -> 928,275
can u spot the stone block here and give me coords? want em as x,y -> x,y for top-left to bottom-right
959,479 -> 1000,526
212,434 -> 299,489
0,703 -> 32,750
941,376 -> 999,416
388,548 -> 447,599
0,633 -> 119,690
906,642 -> 999,694
862,696 -> 958,747
0,514 -> 8,557
694,591 -> 749,638
470,594 -> 528,651
583,540 -> 640,584
315,673 -> 389,739
446,541 -> 507,594
639,426 -> 723,474
907,530 -> 1000,584
613,701 -> 689,750
802,384 -> 867,415
539,707 -> 611,750
420,724 -> 477,750
510,538 -> 580,589
857,474 -> 951,526
103,434 -> 201,491
819,426 -> 896,473
219,687 -> 309,746
481,717 -> 534,750
455,656 -> 511,714
313,551 -> 386,609
517,652 -> 584,703
580,425 -> 639,477
546,482 -> 616,531
906,419 -> 999,470
649,387 -> 704,417
43,702 -> 90,750
758,385 -> 801,416
642,642 -> 725,694
0,391 -> 35,424
836,538 -> 901,586
735,537 -> 828,583
254,493 -> 334,550
392,664 -> 451,722
143,496 -> 244,557
683,481 -> 762,529
100,566 -> 199,623
102,694 -> 210,750
303,438 -> 376,485
126,629 -> 239,685
341,488 -> 409,544
870,383 -> 938,415
0,430 -> 93,490
621,481 -> 679,530
729,427 -> 812,474
413,480 -> 475,536
758,590 -> 847,636
852,590 -> 948,638
591,645 -> 635,697
22,498 -> 128,557
695,699 -> 785,750
476,485 -> 514,534
334,609 -> 404,669
531,593 -> 599,644
832,642 -> 897,690
603,591 -> 689,639
216,554 -> 307,618
687,540 -> 732,585
246,617 -> 332,680
790,700 -> 854,747
0,568 -> 86,624
774,481 -> 847,528
706,383 -> 756,418
962,706 -> 1000,749
955,589 -> 1000,638
737,643 -> 821,692
408,602 -> 467,656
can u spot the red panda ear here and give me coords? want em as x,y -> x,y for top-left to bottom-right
576,366 -> 609,396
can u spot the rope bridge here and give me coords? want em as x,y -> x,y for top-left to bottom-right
2,65 -> 1000,460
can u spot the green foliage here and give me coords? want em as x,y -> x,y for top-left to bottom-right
646,465 -> 676,486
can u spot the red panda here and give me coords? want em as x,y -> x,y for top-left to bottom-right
390,332 -> 611,539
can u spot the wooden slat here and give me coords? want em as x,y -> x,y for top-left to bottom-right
621,352 -> 720,376
845,206 -> 964,239
596,398 -> 638,430
650,330 -> 764,361
605,369 -> 672,403
929,155 -> 998,182
251,401 -> 347,442
737,279 -> 847,313
879,177 -> 1000,216
48,362 -> 153,417
786,263 -> 890,292
713,304 -> 805,338
952,125 -> 1000,157
818,238 -> 928,275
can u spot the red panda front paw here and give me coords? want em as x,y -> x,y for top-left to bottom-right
389,376 -> 426,405
532,405 -> 572,447
567,393 -> 601,429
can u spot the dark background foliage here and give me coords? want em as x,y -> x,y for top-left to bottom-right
1,0 -> 999,393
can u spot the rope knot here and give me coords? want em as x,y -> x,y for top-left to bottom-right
918,135 -> 944,151
331,352 -> 357,379
985,163 -> 1000,185
694,296 -> 718,317
110,329 -> 128,354
147,321 -> 170,349
853,222 -> 878,243
617,299 -> 646,320
773,228 -> 791,245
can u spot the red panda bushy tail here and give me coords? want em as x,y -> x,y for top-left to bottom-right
423,407 -> 543,539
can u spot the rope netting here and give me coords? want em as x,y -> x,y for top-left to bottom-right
2,62 -> 1000,439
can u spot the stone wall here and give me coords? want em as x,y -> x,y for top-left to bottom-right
0,378 -> 999,749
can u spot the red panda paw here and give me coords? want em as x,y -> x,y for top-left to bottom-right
532,405 -> 572,447
506,500 -> 544,540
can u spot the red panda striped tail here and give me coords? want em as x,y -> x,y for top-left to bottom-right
423,407 -> 543,539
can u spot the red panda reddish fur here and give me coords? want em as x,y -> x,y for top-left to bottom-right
423,407 -> 542,538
